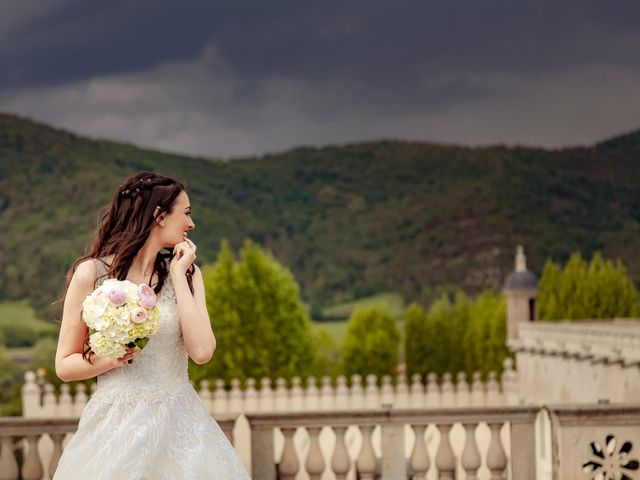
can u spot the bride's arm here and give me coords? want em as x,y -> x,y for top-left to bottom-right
172,262 -> 216,365
55,260 -> 136,382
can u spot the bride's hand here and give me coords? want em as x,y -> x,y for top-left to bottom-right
112,347 -> 140,367
170,238 -> 197,278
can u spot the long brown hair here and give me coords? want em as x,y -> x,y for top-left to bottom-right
63,171 -> 195,361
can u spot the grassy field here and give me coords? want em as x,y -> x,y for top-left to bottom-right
312,320 -> 349,346
1,297 -> 406,364
0,300 -> 54,332
320,291 -> 407,320
0,300 -> 56,366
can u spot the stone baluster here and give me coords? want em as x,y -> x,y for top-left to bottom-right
320,376 -> 335,410
486,372 -> 501,406
501,358 -> 519,405
59,384 -> 73,417
441,373 -> 454,407
22,371 -> 40,418
275,378 -> 289,412
410,373 -> 424,408
259,378 -> 274,411
435,423 -> 456,480
331,426 -> 351,479
43,383 -> 57,416
456,372 -> 470,407
335,376 -> 349,410
279,427 -> 299,480
461,422 -> 481,480
381,375 -> 394,406
487,422 -> 507,480
213,379 -> 228,414
73,383 -> 88,417
365,374 -> 379,409
49,433 -> 65,477
0,435 -> 19,479
350,374 -> 364,410
356,425 -> 376,479
199,379 -> 212,412
410,424 -> 430,479
395,372 -> 409,408
229,378 -> 242,414
305,376 -> 319,410
245,378 -> 258,412
290,377 -> 304,411
425,373 -> 440,407
470,372 -> 485,407
306,427 -> 325,480
22,434 -> 43,480
91,382 -> 98,395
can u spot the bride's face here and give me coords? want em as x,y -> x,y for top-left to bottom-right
160,190 -> 195,247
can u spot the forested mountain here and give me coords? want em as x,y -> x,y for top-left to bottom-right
1,112 -> 639,320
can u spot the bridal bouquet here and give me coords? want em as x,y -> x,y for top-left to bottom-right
82,279 -> 160,360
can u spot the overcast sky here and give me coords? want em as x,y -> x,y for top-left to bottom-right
1,0 -> 639,158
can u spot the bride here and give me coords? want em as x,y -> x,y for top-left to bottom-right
53,171 -> 250,479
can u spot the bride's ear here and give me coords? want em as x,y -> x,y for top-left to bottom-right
154,206 -> 166,226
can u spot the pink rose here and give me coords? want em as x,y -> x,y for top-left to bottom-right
108,289 -> 127,306
137,284 -> 157,309
130,307 -> 148,324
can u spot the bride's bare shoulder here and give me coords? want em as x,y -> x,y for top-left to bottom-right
72,258 -> 99,287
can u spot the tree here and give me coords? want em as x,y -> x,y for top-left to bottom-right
190,239 -> 315,385
417,293 -> 461,376
404,302 -> 429,378
308,327 -> 341,380
539,251 -> 640,320
341,305 -> 400,380
464,292 -> 509,379
560,252 -> 589,319
0,346 -> 21,415
538,259 -> 563,321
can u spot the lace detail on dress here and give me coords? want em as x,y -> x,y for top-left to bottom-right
93,258 -> 190,402
51,258 -> 250,479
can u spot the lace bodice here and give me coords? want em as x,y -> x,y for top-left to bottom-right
92,259 -> 190,402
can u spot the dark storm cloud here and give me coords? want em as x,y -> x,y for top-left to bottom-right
2,0 -> 639,90
1,0 -> 639,156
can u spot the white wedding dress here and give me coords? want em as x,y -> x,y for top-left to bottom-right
53,259 -> 250,480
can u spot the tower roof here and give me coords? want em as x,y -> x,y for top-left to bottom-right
503,246 -> 539,292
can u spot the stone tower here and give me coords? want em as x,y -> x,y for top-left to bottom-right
503,246 -> 538,342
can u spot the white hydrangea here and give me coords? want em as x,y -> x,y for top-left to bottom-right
81,279 -> 160,360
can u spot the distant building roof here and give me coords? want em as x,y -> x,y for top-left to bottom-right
503,245 -> 539,292
504,270 -> 538,291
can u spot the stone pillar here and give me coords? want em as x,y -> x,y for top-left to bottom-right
251,425 -> 276,480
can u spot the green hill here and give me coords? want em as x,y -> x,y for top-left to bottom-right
1,112 -> 639,320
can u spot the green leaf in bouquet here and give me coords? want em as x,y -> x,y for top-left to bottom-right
134,337 -> 149,349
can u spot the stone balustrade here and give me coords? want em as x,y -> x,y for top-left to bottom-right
22,359 -> 521,419
4,404 -> 639,479
246,406 -> 539,479
0,416 -> 236,480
